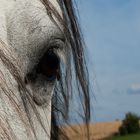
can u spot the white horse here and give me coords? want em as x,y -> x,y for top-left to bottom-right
0,0 -> 90,140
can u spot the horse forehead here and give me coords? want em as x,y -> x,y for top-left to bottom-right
0,0 -> 62,40
16,0 -> 62,14
0,0 -> 61,11
7,0 -> 62,32
9,0 -> 62,26
0,0 -> 61,18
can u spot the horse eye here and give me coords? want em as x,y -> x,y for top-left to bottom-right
36,48 -> 60,81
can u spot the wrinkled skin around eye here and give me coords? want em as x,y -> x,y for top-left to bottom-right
26,48 -> 61,106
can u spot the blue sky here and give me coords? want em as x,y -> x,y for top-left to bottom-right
78,0 -> 140,122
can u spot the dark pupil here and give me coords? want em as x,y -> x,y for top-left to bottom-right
37,49 -> 59,79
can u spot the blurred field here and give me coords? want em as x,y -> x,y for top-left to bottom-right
108,133 -> 140,140
60,120 -> 122,140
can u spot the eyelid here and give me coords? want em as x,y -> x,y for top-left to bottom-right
48,39 -> 66,65
47,38 -> 66,50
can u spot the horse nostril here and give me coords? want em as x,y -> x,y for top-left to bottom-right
36,48 -> 60,81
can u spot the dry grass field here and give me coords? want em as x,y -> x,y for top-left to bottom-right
60,120 -> 122,140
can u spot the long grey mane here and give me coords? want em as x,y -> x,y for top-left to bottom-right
43,0 -> 91,139
0,0 -> 91,140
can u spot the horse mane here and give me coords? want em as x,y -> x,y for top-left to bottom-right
41,0 -> 91,139
0,0 -> 91,139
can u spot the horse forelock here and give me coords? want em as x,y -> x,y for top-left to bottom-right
40,0 -> 91,139
0,40 -> 52,140
0,40 -> 34,139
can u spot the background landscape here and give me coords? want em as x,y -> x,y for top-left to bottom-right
78,0 -> 140,122
63,0 -> 140,140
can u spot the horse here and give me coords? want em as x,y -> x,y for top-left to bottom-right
0,0 -> 91,139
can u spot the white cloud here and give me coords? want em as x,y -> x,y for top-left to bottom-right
127,83 -> 140,94
131,83 -> 140,90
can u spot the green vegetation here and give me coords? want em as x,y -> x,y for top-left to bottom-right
108,112 -> 140,140
108,133 -> 140,140
119,112 -> 140,135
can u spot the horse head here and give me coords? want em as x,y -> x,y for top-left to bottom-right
0,0 -> 91,139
